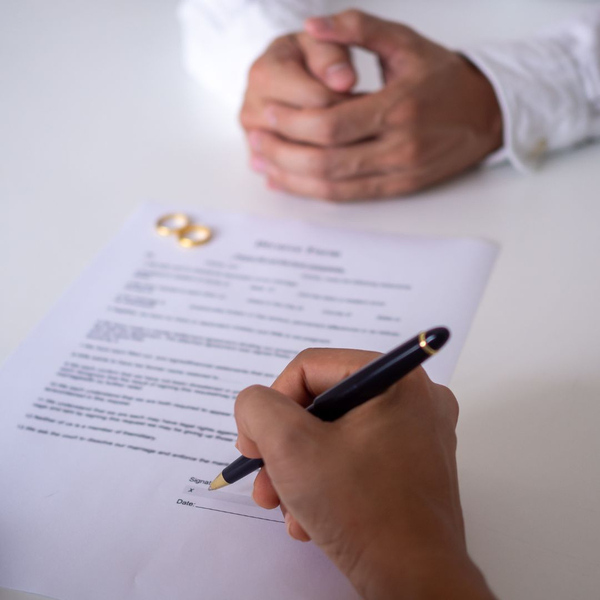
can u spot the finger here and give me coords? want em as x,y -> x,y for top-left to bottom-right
245,35 -> 345,110
234,384 -> 325,466
296,32 -> 356,92
271,349 -> 381,406
248,130 -> 392,180
246,61 -> 336,110
252,467 -> 280,510
262,91 -> 392,146
281,503 -> 311,542
235,426 -> 261,459
265,167 -> 421,202
305,9 -> 417,62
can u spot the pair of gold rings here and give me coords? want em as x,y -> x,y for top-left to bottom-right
155,213 -> 212,248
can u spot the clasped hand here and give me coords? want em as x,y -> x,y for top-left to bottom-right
241,10 -> 502,201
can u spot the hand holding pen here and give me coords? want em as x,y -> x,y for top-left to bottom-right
210,328 -> 449,490
224,335 -> 494,599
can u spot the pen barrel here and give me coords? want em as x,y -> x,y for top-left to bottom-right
222,343 -> 427,483
222,455 -> 264,485
307,342 -> 429,422
220,328 -> 449,486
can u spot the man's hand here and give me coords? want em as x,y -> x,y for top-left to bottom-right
234,350 -> 495,599
239,31 -> 356,183
241,10 -> 503,201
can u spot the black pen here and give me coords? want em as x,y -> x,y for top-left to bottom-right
208,327 -> 450,491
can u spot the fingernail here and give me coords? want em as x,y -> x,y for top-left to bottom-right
248,131 -> 261,151
265,106 -> 277,127
326,63 -> 354,89
267,178 -> 283,190
251,155 -> 267,173
284,512 -> 293,537
306,16 -> 334,33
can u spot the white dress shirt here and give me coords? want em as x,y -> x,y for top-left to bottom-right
177,0 -> 326,104
464,10 -> 600,171
178,0 -> 600,172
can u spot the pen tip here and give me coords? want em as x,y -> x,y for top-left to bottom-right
208,473 -> 229,491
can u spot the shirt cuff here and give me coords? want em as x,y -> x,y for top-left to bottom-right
463,34 -> 591,173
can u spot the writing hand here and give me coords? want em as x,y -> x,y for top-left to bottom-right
234,349 -> 495,599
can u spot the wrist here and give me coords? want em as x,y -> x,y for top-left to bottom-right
459,53 -> 504,157
342,509 -> 494,600
359,546 -> 494,600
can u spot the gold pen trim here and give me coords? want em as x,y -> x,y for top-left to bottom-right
418,332 -> 437,356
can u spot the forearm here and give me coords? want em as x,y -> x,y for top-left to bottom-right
463,9 -> 600,171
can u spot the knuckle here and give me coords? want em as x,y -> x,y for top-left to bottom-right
238,105 -> 254,130
235,384 -> 268,411
380,148 -> 402,171
384,172 -> 420,196
292,347 -> 321,364
368,178 -> 387,200
398,98 -> 420,124
410,374 -> 459,425
316,115 -> 341,146
341,9 -> 366,32
397,27 -> 419,51
439,385 -> 460,425
381,174 -> 415,197
278,417 -> 310,445
380,179 -> 399,199
280,348 -> 319,378
401,173 -> 424,194
402,138 -> 422,166
319,180 -> 342,202
303,149 -> 324,177
306,87 -> 336,109
272,423 -> 315,461
248,58 -> 267,85
401,366 -> 432,393
272,33 -> 292,46
385,99 -> 419,129
307,147 -> 336,178
267,140 -> 282,162
350,152 -> 370,178
296,31 -> 310,45
322,148 -> 339,178
310,180 -> 330,200
270,34 -> 299,60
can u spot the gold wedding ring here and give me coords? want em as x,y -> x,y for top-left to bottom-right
155,213 -> 213,248
155,213 -> 191,236
177,224 -> 212,248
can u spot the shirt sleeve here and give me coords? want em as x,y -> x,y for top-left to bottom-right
177,0 -> 328,108
463,9 -> 600,172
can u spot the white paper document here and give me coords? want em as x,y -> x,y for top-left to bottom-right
0,204 -> 497,600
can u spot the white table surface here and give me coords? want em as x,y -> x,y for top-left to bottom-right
2,1 -> 600,599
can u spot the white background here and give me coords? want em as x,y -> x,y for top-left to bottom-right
2,1 -> 600,598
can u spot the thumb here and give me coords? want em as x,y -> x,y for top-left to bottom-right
297,32 -> 357,93
305,9 -> 418,65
